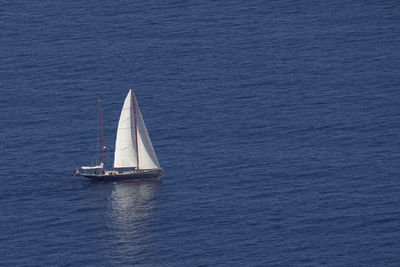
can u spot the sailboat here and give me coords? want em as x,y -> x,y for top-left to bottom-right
74,88 -> 163,181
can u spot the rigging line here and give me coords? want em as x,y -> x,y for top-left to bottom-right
98,99 -> 105,172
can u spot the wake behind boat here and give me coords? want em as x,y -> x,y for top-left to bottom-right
74,88 -> 163,181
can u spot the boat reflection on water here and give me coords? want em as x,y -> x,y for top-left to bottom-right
107,181 -> 161,255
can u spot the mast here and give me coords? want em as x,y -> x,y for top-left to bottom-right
98,99 -> 105,173
131,88 -> 139,169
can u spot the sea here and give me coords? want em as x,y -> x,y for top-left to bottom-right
1,0 -> 400,266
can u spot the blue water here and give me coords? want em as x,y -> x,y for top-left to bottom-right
1,0 -> 400,265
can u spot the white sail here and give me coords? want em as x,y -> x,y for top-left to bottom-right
134,92 -> 160,169
114,91 -> 137,168
114,90 -> 160,169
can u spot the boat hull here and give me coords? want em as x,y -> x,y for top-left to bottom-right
81,169 -> 163,182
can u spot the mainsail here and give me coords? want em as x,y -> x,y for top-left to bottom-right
114,90 -> 160,169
